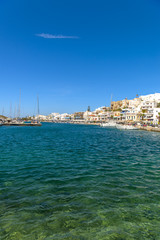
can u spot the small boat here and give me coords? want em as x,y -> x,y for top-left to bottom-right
100,121 -> 117,127
116,124 -> 139,130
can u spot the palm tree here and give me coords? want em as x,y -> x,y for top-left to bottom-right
140,113 -> 145,121
140,109 -> 147,121
157,103 -> 160,108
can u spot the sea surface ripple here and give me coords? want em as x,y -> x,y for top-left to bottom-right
0,123 -> 160,239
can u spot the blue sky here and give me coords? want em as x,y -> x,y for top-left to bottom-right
0,0 -> 160,116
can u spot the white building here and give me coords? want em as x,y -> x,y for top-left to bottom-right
140,93 -> 160,102
35,114 -> 48,121
141,100 -> 156,111
83,111 -> 92,121
153,108 -> 160,124
142,108 -> 160,124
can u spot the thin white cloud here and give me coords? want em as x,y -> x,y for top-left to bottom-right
35,33 -> 79,39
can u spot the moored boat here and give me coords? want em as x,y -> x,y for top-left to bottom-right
3,121 -> 42,126
116,124 -> 139,130
100,121 -> 117,127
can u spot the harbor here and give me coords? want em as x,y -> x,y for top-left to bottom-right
1,118 -> 160,132
1,122 -> 160,239
1,93 -> 160,132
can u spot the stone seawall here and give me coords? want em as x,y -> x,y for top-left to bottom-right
139,126 -> 160,132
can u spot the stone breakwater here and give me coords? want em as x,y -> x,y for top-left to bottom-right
72,122 -> 160,132
138,126 -> 160,132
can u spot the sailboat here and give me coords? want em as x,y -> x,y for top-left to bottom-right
3,95 -> 42,126
29,96 -> 42,126
25,96 -> 42,126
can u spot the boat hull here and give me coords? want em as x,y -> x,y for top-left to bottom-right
116,125 -> 138,130
3,123 -> 42,126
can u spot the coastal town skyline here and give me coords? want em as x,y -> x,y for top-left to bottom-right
2,92 -> 160,125
1,0 -> 160,116
1,91 -> 160,117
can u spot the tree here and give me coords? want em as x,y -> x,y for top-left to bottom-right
142,109 -> 147,114
157,103 -> 160,108
87,106 -> 91,112
139,109 -> 147,121
157,113 -> 160,124
140,113 -> 145,121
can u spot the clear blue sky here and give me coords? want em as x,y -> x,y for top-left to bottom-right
0,0 -> 160,116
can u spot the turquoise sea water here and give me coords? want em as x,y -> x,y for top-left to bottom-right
1,123 -> 160,239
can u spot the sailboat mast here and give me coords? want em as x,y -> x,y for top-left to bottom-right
10,103 -> 12,119
14,104 -> 17,119
18,89 -> 21,118
2,107 -> 4,117
37,96 -> 39,122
